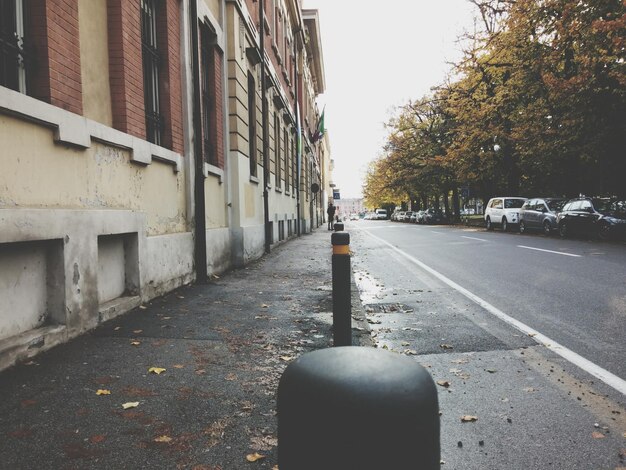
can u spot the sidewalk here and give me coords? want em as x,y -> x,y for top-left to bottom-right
0,229 -> 370,470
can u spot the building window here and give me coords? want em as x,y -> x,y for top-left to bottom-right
0,0 -> 27,93
141,0 -> 163,146
283,127 -> 289,186
201,23 -> 218,166
275,112 -> 281,188
248,71 -> 257,177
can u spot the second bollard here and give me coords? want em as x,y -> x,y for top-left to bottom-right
331,231 -> 351,346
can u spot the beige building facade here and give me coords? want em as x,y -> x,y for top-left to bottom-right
0,0 -> 327,370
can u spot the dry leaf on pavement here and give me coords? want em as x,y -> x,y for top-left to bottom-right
436,380 -> 451,388
461,415 -> 478,423
591,432 -> 605,439
148,367 -> 166,375
130,341 -> 141,346
154,435 -> 173,443
246,452 -> 265,462
122,402 -> 139,409
96,389 -> 111,395
440,344 -> 454,350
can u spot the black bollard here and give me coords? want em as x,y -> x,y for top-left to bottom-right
278,347 -> 440,470
331,231 -> 351,346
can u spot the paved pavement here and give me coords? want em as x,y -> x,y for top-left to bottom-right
0,229 -> 370,470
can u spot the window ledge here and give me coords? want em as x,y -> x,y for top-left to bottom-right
275,186 -> 282,193
204,163 -> 224,183
0,87 -> 181,172
250,175 -> 260,185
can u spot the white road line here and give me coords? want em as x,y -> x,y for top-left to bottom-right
462,236 -> 488,242
364,230 -> 626,395
518,245 -> 581,258
430,231 -> 445,235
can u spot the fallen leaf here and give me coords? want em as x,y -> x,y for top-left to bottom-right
154,435 -> 173,443
148,367 -> 166,375
401,342 -> 410,346
114,326 -> 121,331
461,415 -> 478,423
246,452 -> 266,462
440,344 -> 454,350
403,349 -> 418,356
133,330 -> 143,334
280,356 -> 294,362
591,432 -> 605,439
261,304 -> 269,308
176,295 -> 185,299
528,333 -> 537,337
195,369 -> 207,375
163,316 -> 172,320
122,402 -> 139,409
130,341 -> 141,346
139,305 -> 147,310
436,380 -> 451,388
272,466 -> 279,470
173,364 -> 185,369
96,389 -> 111,395
90,435 -> 106,444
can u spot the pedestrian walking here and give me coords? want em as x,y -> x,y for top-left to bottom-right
327,202 -> 336,230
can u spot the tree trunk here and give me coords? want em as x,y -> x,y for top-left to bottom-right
452,187 -> 460,222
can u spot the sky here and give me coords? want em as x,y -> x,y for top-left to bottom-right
302,1 -> 479,199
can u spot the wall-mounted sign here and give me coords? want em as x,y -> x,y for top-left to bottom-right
333,191 -> 340,200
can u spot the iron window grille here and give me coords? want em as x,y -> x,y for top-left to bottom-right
0,0 -> 27,93
141,0 -> 163,146
248,72 -> 258,177
200,24 -> 217,166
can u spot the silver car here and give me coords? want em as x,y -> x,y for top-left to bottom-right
519,198 -> 566,235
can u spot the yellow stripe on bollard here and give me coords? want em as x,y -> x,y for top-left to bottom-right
332,244 -> 350,255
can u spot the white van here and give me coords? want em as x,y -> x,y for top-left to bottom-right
375,209 -> 388,220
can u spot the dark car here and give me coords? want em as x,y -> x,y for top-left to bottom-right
423,208 -> 448,225
519,198 -> 566,236
557,198 -> 626,240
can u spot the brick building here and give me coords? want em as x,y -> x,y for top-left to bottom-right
0,0 -> 327,369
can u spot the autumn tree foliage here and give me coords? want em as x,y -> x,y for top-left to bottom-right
366,0 -> 626,210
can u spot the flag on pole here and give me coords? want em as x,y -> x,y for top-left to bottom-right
311,106 -> 325,143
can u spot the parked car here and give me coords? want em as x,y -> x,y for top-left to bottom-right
375,209 -> 388,220
557,197 -> 626,240
404,211 -> 414,222
484,197 -> 527,231
395,211 -> 406,222
414,210 -> 425,224
409,212 -> 418,223
422,208 -> 448,225
519,198 -> 566,235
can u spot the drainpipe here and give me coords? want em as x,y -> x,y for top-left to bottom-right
260,0 -> 271,254
294,30 -> 301,236
190,0 -> 207,282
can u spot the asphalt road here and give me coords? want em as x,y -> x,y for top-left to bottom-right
347,220 -> 626,469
